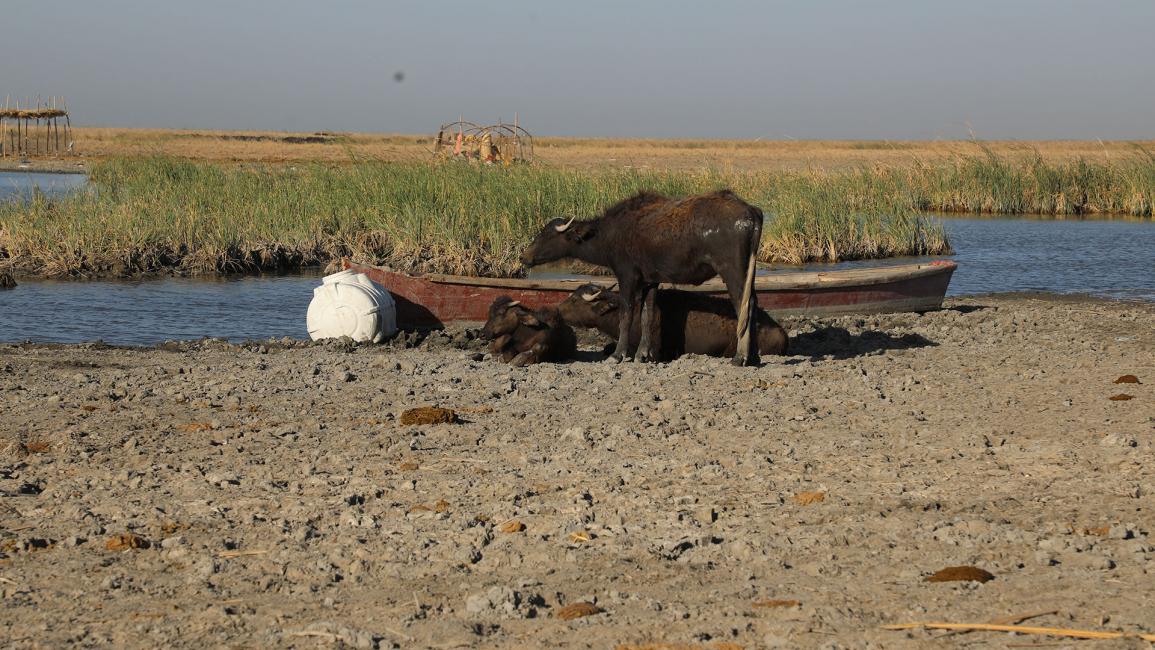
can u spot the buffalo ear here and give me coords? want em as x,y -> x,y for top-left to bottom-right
518,312 -> 542,327
594,302 -> 616,316
566,222 -> 596,242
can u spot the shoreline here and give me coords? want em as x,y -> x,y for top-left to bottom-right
1,292 -> 1153,350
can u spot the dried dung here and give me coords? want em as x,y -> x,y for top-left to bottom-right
1108,393 -> 1134,401
1114,375 -> 1141,384
22,439 -> 52,454
556,601 -> 602,621
752,599 -> 801,609
105,533 -> 150,551
433,499 -> 450,513
925,566 -> 995,583
498,520 -> 525,533
400,407 -> 458,425
792,491 -> 826,505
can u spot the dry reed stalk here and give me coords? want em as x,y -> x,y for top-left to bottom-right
216,549 -> 268,559
882,622 -> 1155,642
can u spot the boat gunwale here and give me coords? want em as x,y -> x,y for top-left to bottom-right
414,260 -> 956,293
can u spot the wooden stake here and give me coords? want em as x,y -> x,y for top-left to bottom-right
63,97 -> 73,153
36,96 -> 42,156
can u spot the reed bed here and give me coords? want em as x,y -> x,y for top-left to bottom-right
0,156 -> 958,278
4,146 -> 1150,278
4,148 -> 1152,278
898,147 -> 1155,216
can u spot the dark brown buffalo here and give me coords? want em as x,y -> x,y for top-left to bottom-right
520,190 -> 763,366
480,296 -> 577,366
558,284 -> 788,360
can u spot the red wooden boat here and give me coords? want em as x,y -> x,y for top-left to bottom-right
343,259 -> 957,328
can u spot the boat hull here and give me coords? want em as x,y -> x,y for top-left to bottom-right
343,260 -> 957,328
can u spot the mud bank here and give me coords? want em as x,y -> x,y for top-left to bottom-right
1,295 -> 1153,648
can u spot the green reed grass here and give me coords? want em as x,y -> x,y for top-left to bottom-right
21,147 -> 1150,278
0,156 -> 956,277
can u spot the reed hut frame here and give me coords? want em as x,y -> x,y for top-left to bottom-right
433,119 -> 534,164
0,96 -> 73,157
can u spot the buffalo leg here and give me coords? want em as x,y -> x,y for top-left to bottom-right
612,273 -> 640,361
510,344 -> 544,367
719,261 -> 761,367
636,284 -> 658,362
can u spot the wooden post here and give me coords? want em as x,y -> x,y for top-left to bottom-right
64,111 -> 73,153
36,96 -> 42,156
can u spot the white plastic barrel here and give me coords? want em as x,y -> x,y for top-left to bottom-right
306,270 -> 397,343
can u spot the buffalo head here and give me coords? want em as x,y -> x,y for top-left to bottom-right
557,284 -> 619,326
520,216 -> 597,267
480,296 -> 542,339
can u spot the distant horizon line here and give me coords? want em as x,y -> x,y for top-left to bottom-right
62,125 -> 1155,144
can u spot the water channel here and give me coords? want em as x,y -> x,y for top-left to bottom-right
1,171 -> 1152,345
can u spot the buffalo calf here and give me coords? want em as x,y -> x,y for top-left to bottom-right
558,284 -> 788,360
480,296 -> 577,366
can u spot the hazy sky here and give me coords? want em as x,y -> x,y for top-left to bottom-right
6,1 -> 1153,139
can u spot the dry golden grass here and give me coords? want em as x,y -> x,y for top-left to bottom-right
53,127 -> 1155,173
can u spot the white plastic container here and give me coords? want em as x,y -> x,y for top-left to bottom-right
306,270 -> 397,343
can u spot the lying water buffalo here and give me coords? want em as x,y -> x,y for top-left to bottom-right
558,284 -> 788,360
480,296 -> 576,366
521,190 -> 763,366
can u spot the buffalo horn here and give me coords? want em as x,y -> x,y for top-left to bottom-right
554,216 -> 577,232
581,289 -> 602,302
507,300 -> 521,307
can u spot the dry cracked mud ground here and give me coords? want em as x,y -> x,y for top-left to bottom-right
1,295 -> 1153,649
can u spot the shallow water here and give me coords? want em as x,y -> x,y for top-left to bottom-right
0,170 -> 88,202
793,216 -> 1155,303
0,273 -> 324,345
0,216 -> 1152,345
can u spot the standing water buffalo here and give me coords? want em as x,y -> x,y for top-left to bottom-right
480,296 -> 577,366
558,284 -> 788,361
520,190 -> 763,366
